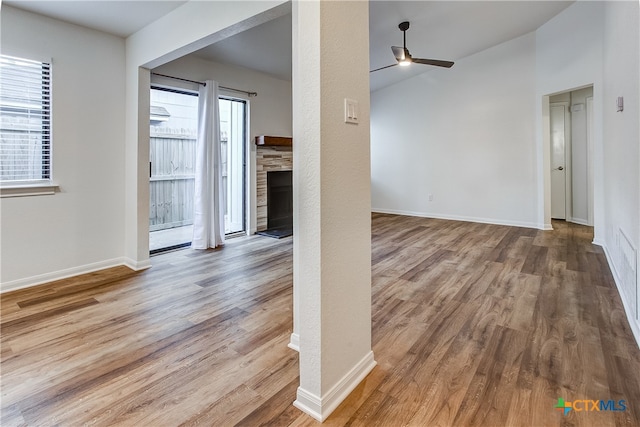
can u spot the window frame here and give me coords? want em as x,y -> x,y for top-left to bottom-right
0,54 -> 58,198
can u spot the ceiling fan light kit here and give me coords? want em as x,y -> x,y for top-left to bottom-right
370,21 -> 454,73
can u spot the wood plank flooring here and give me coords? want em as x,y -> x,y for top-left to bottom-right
2,214 -> 639,426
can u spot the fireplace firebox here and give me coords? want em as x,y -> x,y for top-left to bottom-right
266,170 -> 293,231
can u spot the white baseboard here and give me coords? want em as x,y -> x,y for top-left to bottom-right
288,333 -> 300,352
123,257 -> 152,271
294,351 -> 376,422
372,208 -> 541,230
570,218 -> 590,226
599,242 -> 640,348
0,257 -> 135,294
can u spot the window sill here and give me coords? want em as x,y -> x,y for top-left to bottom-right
1,182 -> 60,198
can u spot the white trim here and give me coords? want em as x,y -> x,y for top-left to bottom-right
1,182 -> 59,198
124,257 -> 152,271
0,50 -> 51,66
563,101 -> 573,222
570,218 -> 590,226
288,333 -> 300,352
586,96 -> 594,227
372,208 -> 542,230
294,387 -> 323,421
0,258 -> 135,294
599,242 -> 640,348
293,351 -> 376,421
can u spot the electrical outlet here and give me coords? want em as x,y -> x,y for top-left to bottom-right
428,194 -> 433,202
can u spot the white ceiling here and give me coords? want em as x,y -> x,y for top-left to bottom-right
193,13 -> 293,82
3,0 -> 187,38
368,1 -> 573,91
181,0 -> 574,91
4,0 -> 574,91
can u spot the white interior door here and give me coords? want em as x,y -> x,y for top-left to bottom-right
550,103 -> 568,219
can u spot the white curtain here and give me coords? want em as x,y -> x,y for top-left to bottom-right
192,80 -> 225,249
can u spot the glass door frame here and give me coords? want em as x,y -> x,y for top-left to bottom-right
220,95 -> 248,237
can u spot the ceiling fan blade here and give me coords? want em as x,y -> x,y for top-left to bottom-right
370,63 -> 398,73
412,58 -> 454,68
391,46 -> 408,62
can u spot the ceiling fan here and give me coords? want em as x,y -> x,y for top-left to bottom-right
370,21 -> 454,73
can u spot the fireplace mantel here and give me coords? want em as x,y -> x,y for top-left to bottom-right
255,135 -> 292,147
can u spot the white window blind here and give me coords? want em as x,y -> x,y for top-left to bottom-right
0,54 -> 51,183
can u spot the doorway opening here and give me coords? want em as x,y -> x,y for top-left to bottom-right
149,88 -> 248,253
548,86 -> 594,226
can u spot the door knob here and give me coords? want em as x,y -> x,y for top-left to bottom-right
554,166 -> 564,171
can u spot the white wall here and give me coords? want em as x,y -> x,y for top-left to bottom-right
1,6 -> 126,290
535,1 -> 604,233
370,2 -> 607,233
602,0 -> 640,342
371,32 -> 538,228
152,55 -> 292,235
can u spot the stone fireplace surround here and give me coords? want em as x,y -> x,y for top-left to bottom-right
255,136 -> 292,232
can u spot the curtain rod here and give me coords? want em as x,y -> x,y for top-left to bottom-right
151,72 -> 257,97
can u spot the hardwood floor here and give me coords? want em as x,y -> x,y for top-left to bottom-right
2,214 -> 639,426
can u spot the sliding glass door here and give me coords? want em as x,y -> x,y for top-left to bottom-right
149,88 -> 247,253
219,97 -> 246,235
149,86 -> 198,253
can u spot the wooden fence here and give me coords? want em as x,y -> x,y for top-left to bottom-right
149,131 -> 196,231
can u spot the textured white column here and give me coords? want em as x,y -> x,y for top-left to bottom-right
292,0 -> 375,421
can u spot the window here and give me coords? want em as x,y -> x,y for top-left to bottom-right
0,54 -> 51,184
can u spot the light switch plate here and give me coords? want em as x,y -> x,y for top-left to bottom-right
344,98 -> 358,124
